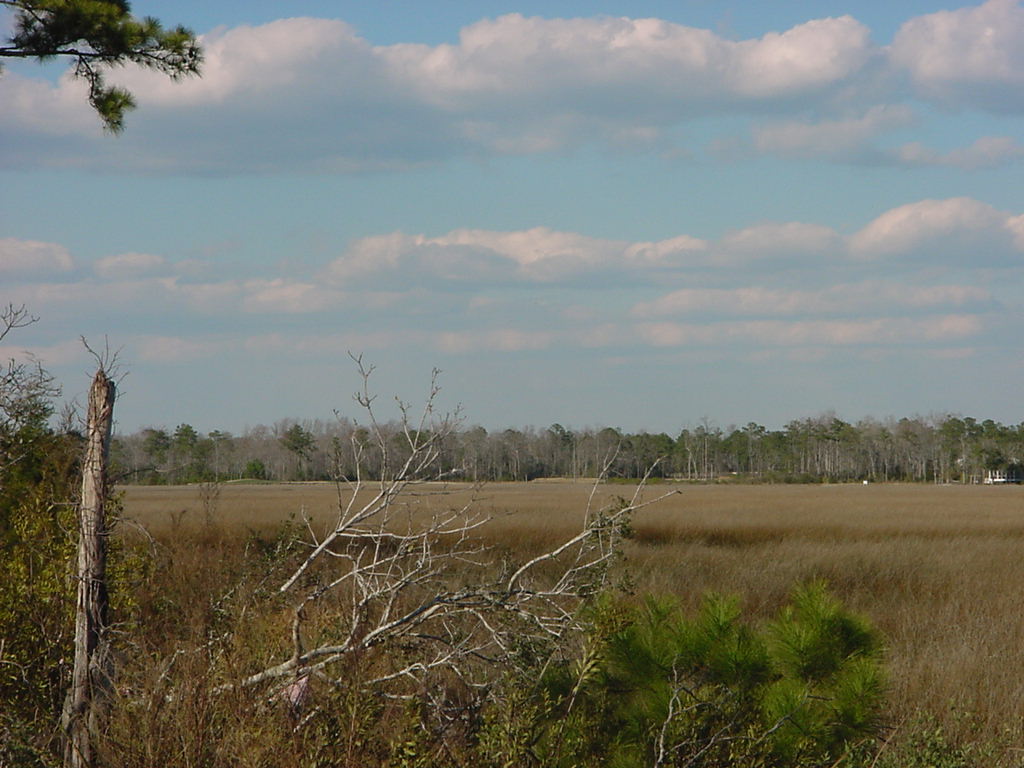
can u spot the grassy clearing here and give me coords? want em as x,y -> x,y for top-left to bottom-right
120,480 -> 1024,755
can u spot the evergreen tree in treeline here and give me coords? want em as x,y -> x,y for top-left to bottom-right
111,411 -> 1024,485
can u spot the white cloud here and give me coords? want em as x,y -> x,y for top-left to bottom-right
898,284 -> 994,307
752,111 -> 1024,169
890,0 -> 1024,111
0,72 -> 97,137
327,199 -> 1024,289
328,231 -> 520,284
719,221 -> 843,260
133,335 -> 221,363
631,282 -> 991,318
389,13 -> 871,104
93,252 -> 166,279
328,228 -> 635,285
171,280 -> 243,312
7,6 -> 1024,171
896,136 -> 1024,169
752,105 -> 914,159
12,6 -> 1024,170
728,16 -> 873,96
849,197 -> 1023,261
0,238 -> 74,276
435,328 -> 555,354
0,13 -> 879,170
4,278 -> 194,322
7,198 -> 1018,332
633,314 -> 983,348
4,199 -> 1013,380
121,18 -> 374,108
624,235 -> 710,266
4,274 -> 342,320
241,330 -> 412,356
1005,214 -> 1024,249
239,279 -> 346,313
329,222 -> 845,287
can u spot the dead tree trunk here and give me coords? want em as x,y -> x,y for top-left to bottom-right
63,369 -> 115,768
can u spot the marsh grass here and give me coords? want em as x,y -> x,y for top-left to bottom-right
120,480 -> 1024,756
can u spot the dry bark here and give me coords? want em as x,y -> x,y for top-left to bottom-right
63,369 -> 115,768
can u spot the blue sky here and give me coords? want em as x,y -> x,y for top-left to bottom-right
2,1 -> 1023,434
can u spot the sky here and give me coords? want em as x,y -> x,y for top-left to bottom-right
2,0 -> 1023,435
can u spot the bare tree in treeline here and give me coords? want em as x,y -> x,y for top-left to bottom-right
114,408 -> 1024,485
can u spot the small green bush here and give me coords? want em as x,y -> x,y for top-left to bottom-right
482,581 -> 886,768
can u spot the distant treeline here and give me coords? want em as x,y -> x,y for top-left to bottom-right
111,412 -> 1024,485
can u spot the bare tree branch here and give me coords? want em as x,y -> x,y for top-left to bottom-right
211,362 -> 675,727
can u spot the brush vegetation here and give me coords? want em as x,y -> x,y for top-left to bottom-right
89,480 -> 1024,766
4,470 -> 1021,765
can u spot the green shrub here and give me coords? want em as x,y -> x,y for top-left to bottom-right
0,425 -> 80,764
482,581 -> 886,767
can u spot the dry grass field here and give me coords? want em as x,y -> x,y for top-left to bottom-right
121,480 -> 1024,754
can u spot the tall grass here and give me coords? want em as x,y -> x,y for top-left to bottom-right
121,481 -> 1024,758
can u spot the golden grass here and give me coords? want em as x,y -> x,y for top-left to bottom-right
120,480 -> 1024,751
